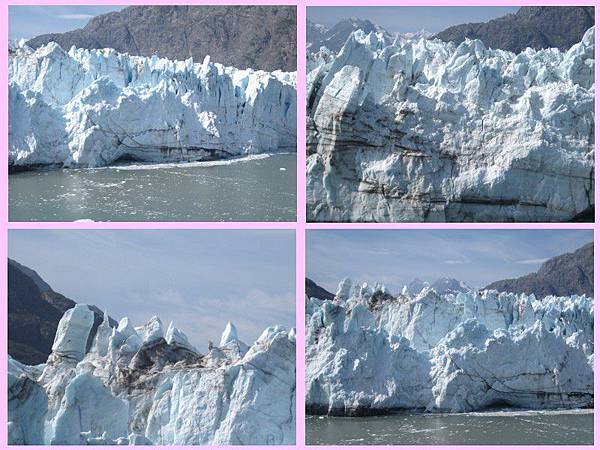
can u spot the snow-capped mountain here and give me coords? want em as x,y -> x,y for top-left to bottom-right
403,277 -> 472,296
306,278 -> 593,415
9,42 -> 296,169
307,28 -> 594,222
307,18 -> 431,54
9,305 -> 296,444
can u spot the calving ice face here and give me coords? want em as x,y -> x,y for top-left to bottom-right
9,44 -> 296,168
306,282 -> 593,414
9,306 -> 296,445
306,6 -> 594,223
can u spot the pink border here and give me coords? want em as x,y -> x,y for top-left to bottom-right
1,1 -> 598,448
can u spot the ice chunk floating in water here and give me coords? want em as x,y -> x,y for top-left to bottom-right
9,42 -> 296,169
305,279 -> 593,415
8,306 -> 296,444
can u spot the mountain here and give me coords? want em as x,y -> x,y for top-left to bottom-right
26,6 -> 296,71
8,259 -> 116,365
307,18 -> 394,53
436,6 -> 594,53
431,278 -> 471,295
405,278 -> 471,296
305,278 -> 335,300
485,243 -> 593,297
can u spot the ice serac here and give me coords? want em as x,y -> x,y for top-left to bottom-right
7,306 -> 296,445
9,42 -> 296,169
306,28 -> 595,222
51,304 -> 94,361
305,279 -> 593,415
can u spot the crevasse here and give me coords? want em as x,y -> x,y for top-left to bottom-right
9,42 -> 297,169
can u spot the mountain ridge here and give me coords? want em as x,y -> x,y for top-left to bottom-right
26,6 -> 296,71
485,242 -> 593,297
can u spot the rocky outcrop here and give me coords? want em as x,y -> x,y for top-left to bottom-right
485,242 -> 593,297
9,42 -> 296,169
305,278 -> 335,300
306,28 -> 595,222
436,7 -> 594,53
26,6 -> 296,72
8,307 -> 296,445
306,279 -> 593,415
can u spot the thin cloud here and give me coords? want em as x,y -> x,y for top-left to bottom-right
444,259 -> 467,264
55,13 -> 94,20
516,258 -> 548,265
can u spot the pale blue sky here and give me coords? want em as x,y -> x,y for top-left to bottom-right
9,6 -> 124,40
307,6 -> 519,33
9,230 -> 295,350
307,230 -> 593,294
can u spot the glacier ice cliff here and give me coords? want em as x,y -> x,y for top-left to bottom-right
306,279 -> 593,415
306,28 -> 595,222
9,42 -> 296,169
8,305 -> 296,445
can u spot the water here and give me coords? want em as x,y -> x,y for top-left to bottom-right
306,409 -> 594,445
9,153 -> 296,222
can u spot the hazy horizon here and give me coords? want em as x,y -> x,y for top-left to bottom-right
307,6 -> 519,34
9,6 -> 124,40
307,230 -> 592,294
9,230 -> 295,350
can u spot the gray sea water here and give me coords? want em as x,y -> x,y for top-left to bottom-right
306,409 -> 594,445
9,153 -> 296,222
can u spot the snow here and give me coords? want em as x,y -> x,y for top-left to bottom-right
8,306 -> 296,445
306,279 -> 593,414
306,28 -> 595,222
9,42 -> 296,169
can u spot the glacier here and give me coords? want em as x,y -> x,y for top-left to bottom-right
306,28 -> 595,222
8,304 -> 296,445
306,279 -> 593,415
9,42 -> 296,169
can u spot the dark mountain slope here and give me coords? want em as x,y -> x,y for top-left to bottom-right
8,259 -> 117,365
27,6 -> 296,72
306,278 -> 335,300
485,243 -> 593,297
436,6 -> 594,53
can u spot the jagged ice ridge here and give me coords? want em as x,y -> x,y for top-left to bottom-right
9,42 -> 297,169
307,28 -> 595,222
9,304 -> 296,444
306,279 -> 593,415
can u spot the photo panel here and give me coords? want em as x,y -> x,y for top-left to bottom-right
9,5 -> 297,222
305,229 -> 594,445
306,6 -> 594,223
8,229 -> 296,445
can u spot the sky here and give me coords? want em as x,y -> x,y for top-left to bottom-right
9,230 -> 295,351
307,6 -> 519,34
306,229 -> 593,294
9,6 -> 124,40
